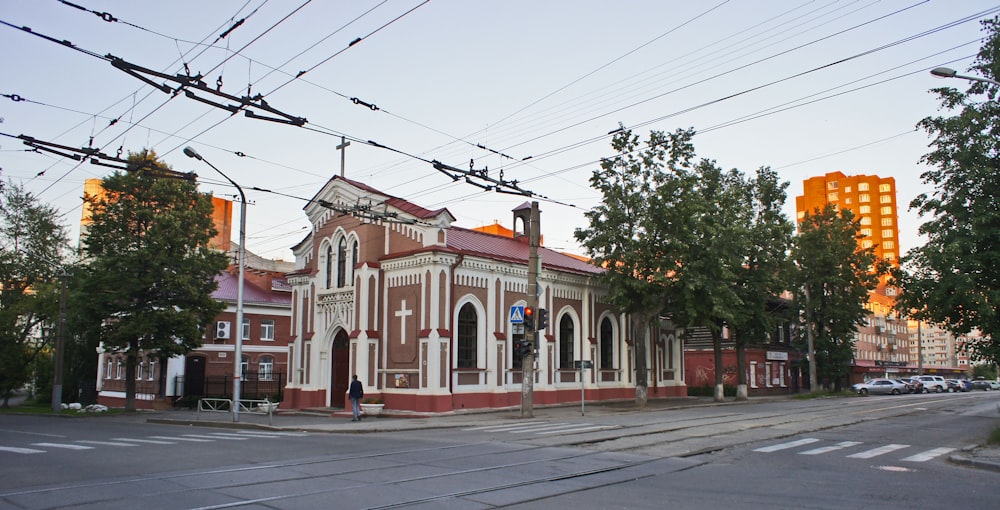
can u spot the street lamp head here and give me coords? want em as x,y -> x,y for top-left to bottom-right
182,146 -> 203,161
930,67 -> 957,78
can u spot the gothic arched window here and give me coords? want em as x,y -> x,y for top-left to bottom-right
336,238 -> 347,288
600,317 -> 614,369
325,244 -> 333,289
559,314 -> 574,369
457,303 -> 478,368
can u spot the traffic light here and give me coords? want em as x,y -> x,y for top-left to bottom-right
513,337 -> 524,355
523,306 -> 535,330
536,308 -> 548,331
520,340 -> 533,357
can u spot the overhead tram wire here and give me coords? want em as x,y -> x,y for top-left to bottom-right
368,0 -> 901,191
486,4 -> 1000,173
435,0 -> 864,160
51,0 -> 266,143
483,0 -> 936,159
424,46 -> 985,212
483,0 -> 733,131
4,2 -> 267,196
698,51 -> 980,134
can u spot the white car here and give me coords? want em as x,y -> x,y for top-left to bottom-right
852,378 -> 907,396
913,375 -> 948,393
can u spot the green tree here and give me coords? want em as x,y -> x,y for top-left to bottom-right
575,129 -> 682,405
577,128 -> 793,403
729,168 -> 795,400
893,17 -> 1000,365
792,205 -> 882,391
0,179 -> 71,407
78,151 -> 227,411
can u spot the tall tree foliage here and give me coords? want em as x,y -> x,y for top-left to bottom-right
729,168 -> 795,399
79,151 -> 226,411
792,205 -> 882,391
0,180 -> 71,407
575,129 -> 681,405
577,128 -> 793,403
893,17 -> 1000,365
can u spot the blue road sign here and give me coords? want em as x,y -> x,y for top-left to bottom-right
509,305 -> 525,323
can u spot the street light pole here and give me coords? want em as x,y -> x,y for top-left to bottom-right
184,146 -> 246,422
930,67 -> 1000,87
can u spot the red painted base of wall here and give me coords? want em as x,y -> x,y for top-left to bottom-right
97,395 -> 167,410
283,385 -> 685,413
685,349 -> 804,395
283,388 -> 328,409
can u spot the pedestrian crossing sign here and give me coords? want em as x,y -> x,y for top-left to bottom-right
509,305 -> 525,323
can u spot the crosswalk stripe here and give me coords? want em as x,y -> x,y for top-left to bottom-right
182,434 -> 248,440
76,440 -> 138,447
504,423 -> 578,433
112,438 -> 175,444
536,425 -> 615,435
150,436 -> 214,442
31,442 -> 93,450
0,446 -> 46,454
847,444 -> 910,459
753,438 -> 820,453
901,447 -> 956,462
462,421 -> 547,431
799,441 -> 863,455
234,431 -> 295,437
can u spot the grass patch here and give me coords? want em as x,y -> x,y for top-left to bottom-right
989,427 -> 1000,445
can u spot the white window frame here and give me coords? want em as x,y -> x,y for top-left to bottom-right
260,319 -> 275,341
259,356 -> 274,381
242,318 -> 250,340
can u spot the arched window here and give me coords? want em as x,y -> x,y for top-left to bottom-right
325,244 -> 333,289
350,240 -> 358,283
336,238 -> 347,287
600,317 -> 614,369
559,314 -> 574,369
457,303 -> 477,368
258,355 -> 274,381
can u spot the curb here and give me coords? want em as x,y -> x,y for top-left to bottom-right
948,454 -> 1000,473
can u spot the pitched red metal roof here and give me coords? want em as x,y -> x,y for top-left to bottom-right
213,273 -> 291,306
446,227 -> 602,275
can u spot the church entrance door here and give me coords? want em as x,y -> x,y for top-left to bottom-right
330,330 -> 350,408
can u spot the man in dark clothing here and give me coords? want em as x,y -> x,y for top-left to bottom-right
348,374 -> 364,421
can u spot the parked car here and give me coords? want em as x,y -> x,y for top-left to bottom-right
944,379 -> 972,393
896,378 -> 923,394
913,375 -> 948,392
971,378 -> 1000,391
852,378 -> 907,395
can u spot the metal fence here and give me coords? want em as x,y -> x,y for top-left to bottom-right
174,371 -> 284,402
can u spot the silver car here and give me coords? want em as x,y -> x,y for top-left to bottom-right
852,378 -> 907,396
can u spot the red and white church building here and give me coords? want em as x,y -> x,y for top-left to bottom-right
281,176 -> 687,413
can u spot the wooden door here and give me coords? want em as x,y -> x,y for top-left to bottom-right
330,330 -> 350,408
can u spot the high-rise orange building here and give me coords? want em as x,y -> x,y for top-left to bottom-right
795,171 -> 901,268
81,178 -> 233,251
795,171 -> 909,383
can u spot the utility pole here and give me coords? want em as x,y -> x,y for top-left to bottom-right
521,201 -> 539,417
51,271 -> 68,413
804,285 -> 818,393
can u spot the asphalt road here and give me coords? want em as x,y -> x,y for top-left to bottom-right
1,391 -> 997,509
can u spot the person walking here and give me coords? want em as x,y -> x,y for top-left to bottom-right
348,374 -> 364,421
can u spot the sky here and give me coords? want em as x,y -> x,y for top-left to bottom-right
1,0 -> 997,263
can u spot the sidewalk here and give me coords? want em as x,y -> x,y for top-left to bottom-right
142,396 -> 1000,474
